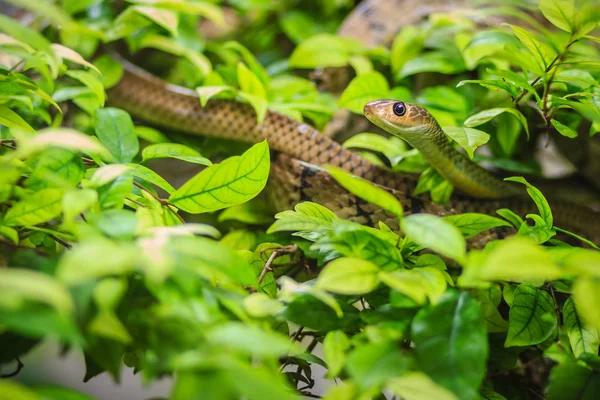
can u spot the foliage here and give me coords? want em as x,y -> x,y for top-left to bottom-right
0,0 -> 599,399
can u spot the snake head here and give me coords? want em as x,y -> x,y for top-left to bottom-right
364,100 -> 434,143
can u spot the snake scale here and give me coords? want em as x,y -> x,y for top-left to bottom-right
105,0 -> 600,245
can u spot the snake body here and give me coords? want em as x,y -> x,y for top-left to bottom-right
108,58 -> 600,244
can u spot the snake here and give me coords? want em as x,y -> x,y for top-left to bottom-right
4,1 -> 600,245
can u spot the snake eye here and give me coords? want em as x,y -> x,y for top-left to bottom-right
393,102 -> 406,117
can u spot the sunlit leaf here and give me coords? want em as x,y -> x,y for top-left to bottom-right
411,291 -> 487,400
316,257 -> 380,295
444,213 -> 512,238
464,107 -> 530,137
401,214 -> 465,263
442,127 -> 490,158
94,108 -> 139,163
4,188 -> 63,226
563,297 -> 599,358
169,140 -> 269,213
387,372 -> 459,400
339,71 -> 390,114
505,284 -> 557,347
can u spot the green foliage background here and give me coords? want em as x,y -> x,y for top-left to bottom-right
0,0 -> 600,399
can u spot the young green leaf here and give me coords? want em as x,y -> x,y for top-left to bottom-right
387,372 -> 459,400
505,176 -> 553,226
18,128 -> 113,161
125,163 -> 175,194
196,86 -> 235,107
411,291 -> 488,400
464,107 -> 530,137
0,268 -> 74,315
505,284 -> 557,347
237,62 -> 266,99
379,268 -> 447,304
142,143 -> 212,165
65,70 -> 106,106
547,360 -> 600,400
132,5 -> 179,37
316,257 -> 380,295
326,165 -> 403,219
323,330 -> 350,378
0,104 -> 35,132
391,26 -> 424,77
401,214 -> 466,263
539,0 -> 592,34
170,140 -> 269,213
339,71 -> 390,114
551,119 -> 578,138
288,33 -> 364,68
4,188 -> 63,227
207,322 -> 293,357
442,127 -> 490,159
562,297 -> 599,358
267,202 -> 338,236
572,278 -> 600,331
444,213 -> 512,238
470,285 -> 509,333
94,108 -> 139,163
62,189 -> 98,223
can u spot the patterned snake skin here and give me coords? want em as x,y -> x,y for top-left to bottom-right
105,1 -> 600,245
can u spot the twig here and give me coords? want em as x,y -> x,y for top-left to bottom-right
49,234 -> 72,250
0,237 -> 48,256
549,285 -> 562,327
132,181 -> 185,223
513,38 -> 579,105
0,357 -> 24,378
257,244 -> 298,284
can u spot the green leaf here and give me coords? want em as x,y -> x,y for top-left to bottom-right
57,240 -> 138,284
462,237 -> 562,283
169,140 -> 269,213
4,188 -> 63,226
0,268 -> 74,315
0,380 -> 40,400
125,163 -> 175,194
505,284 -> 557,347
93,54 -> 124,89
319,222 -> 403,271
65,70 -> 105,106
442,127 -> 489,159
391,26 -> 424,78
387,372 -> 460,400
237,62 -> 266,99
444,213 -> 512,238
288,34 -> 364,68
33,384 -> 98,400
551,119 -> 578,138
464,107 -> 529,138
267,202 -> 337,236
573,278 -> 600,332
326,166 -> 403,219
471,285 -> 509,333
237,92 -> 268,124
539,0 -> 593,34
411,291 -> 488,400
207,322 -> 293,356
339,72 -> 390,114
547,360 -> 600,400
18,128 -> 113,161
94,108 -> 139,163
505,176 -> 553,226
0,104 -> 35,132
132,5 -> 179,37
346,342 -> 412,390
323,330 -> 350,378
379,268 -> 447,304
316,257 -> 380,295
505,24 -> 554,70
401,214 -> 466,263
196,86 -> 235,107
52,43 -> 100,73
25,148 -> 85,190
461,30 -> 519,69
563,297 -> 599,358
397,52 -> 466,80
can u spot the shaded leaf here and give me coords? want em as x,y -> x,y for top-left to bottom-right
505,284 -> 557,347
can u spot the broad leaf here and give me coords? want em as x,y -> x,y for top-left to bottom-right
169,140 -> 269,213
326,166 -> 403,219
401,214 -> 466,263
339,71 -> 390,114
411,291 -> 488,400
442,127 -> 490,158
94,108 -> 139,163
563,297 -> 599,357
573,278 -> 600,332
289,34 -> 364,68
547,361 -> 600,400
444,213 -> 512,238
4,188 -> 63,226
316,257 -> 380,295
505,284 -> 557,347
142,143 -> 212,166
387,372 -> 459,400
464,107 -> 530,137
323,330 -> 350,378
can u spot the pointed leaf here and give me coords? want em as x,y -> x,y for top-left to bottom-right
505,284 -> 557,347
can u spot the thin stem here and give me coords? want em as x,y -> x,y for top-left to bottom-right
0,237 -> 48,256
513,37 -> 579,105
